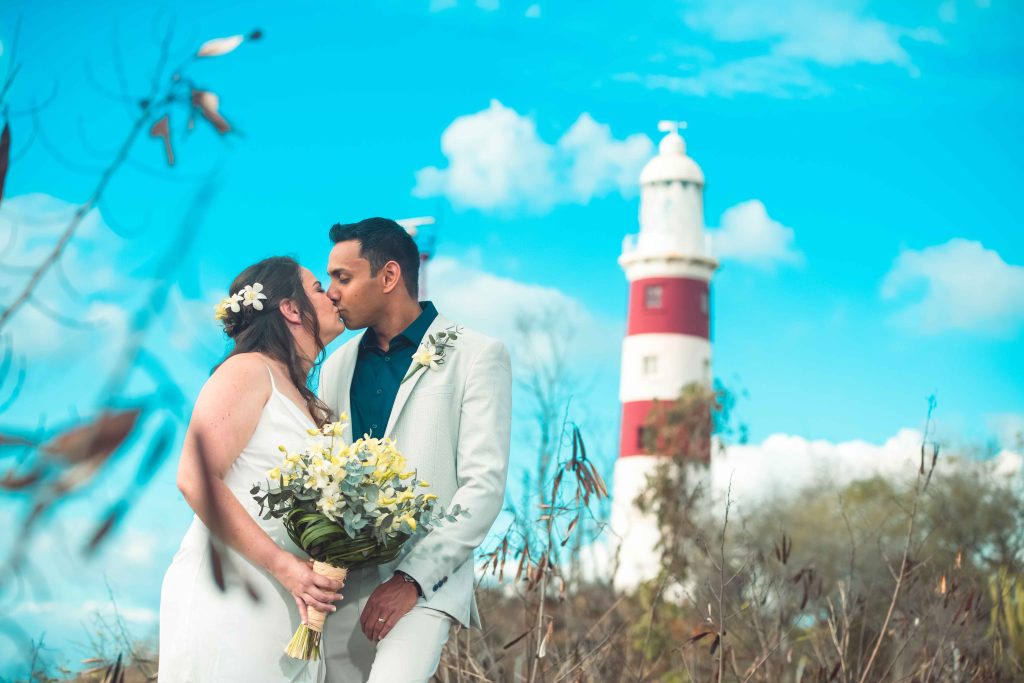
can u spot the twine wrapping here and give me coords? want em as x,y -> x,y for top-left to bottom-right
284,561 -> 348,660
305,562 -> 348,633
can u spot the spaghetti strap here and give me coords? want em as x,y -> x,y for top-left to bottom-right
265,365 -> 278,392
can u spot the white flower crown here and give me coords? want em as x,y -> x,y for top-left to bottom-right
214,282 -> 268,322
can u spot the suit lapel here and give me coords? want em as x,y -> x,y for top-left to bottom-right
332,333 -> 363,439
384,314 -> 450,438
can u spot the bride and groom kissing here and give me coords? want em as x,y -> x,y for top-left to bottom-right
158,217 -> 512,682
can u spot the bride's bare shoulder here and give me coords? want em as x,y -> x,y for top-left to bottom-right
201,352 -> 272,399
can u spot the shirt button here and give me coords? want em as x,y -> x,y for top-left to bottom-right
371,423 -> 378,431
376,388 -> 383,395
384,356 -> 390,362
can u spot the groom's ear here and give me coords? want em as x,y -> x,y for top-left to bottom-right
279,298 -> 302,325
379,260 -> 404,295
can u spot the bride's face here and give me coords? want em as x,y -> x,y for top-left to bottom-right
299,267 -> 346,344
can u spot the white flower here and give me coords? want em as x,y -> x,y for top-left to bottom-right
413,344 -> 442,371
241,282 -> 268,310
225,292 -> 243,312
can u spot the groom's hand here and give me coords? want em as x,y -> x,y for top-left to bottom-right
360,574 -> 418,641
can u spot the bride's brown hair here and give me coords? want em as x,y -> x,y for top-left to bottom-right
217,256 -> 331,426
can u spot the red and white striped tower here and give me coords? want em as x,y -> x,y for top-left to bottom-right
612,121 -> 718,590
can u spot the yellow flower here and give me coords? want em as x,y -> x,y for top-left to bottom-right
268,467 -> 281,480
403,515 -> 417,532
418,480 -> 430,488
306,428 -> 320,436
278,445 -> 287,452
378,496 -> 397,506
396,490 -> 415,504
423,494 -> 438,502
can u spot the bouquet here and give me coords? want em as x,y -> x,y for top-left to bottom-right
251,418 -> 465,660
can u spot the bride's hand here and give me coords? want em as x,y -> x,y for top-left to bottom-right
271,552 -> 344,624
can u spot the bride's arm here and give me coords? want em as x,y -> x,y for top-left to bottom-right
175,353 -> 343,622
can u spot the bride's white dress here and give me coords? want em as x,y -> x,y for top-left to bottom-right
159,368 -> 321,682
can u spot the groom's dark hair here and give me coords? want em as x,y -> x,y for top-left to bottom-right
329,217 -> 420,299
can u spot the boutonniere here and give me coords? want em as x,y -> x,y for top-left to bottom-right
402,325 -> 463,384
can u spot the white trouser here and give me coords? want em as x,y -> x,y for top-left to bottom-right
322,568 -> 453,683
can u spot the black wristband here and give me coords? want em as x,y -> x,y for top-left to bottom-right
395,570 -> 423,597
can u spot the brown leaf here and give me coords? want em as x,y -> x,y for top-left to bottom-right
42,409 -> 141,464
503,629 -> 532,650
561,515 -> 579,547
197,34 -> 245,58
0,121 -> 9,207
709,634 -> 720,655
686,631 -> 714,645
0,432 -> 36,447
0,466 -> 43,490
148,115 -> 174,166
191,90 -> 232,134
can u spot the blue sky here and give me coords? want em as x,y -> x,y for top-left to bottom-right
1,0 -> 1022,674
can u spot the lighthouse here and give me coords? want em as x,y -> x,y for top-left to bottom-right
612,121 -> 718,591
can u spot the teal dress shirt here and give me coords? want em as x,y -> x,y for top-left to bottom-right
349,301 -> 438,440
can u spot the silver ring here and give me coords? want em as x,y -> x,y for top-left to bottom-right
377,617 -> 386,622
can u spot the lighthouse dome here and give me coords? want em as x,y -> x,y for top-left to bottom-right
639,128 -> 705,186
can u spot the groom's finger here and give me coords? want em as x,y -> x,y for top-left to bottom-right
370,613 -> 390,641
360,602 -> 378,638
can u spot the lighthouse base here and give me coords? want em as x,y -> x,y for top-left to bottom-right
610,455 -> 665,592
610,453 -> 713,593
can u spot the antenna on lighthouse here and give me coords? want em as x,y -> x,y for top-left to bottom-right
396,216 -> 437,299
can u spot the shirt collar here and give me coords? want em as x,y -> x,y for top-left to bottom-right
359,301 -> 439,351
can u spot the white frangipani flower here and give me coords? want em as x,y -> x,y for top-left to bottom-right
242,282 -> 268,310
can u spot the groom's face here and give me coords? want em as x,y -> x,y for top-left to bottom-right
326,239 -> 384,330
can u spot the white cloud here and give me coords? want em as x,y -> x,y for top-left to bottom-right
684,1 -> 932,70
628,1 -> 942,98
557,113 -> 653,204
0,193 -> 224,422
525,4 -> 541,19
617,55 -> 828,99
709,199 -> 803,267
711,428 -> 1023,509
988,413 -> 1024,450
413,100 -> 652,212
428,255 -> 618,363
13,598 -> 159,625
881,238 -> 1024,336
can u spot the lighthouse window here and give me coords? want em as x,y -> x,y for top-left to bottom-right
700,292 -> 709,314
637,426 -> 651,450
644,285 -> 663,309
642,355 -> 658,375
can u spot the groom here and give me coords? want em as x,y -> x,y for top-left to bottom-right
319,217 -> 512,682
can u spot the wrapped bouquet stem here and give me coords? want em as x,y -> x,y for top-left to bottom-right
253,418 -> 469,661
285,561 -> 348,659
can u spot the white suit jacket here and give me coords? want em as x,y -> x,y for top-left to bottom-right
318,313 -> 512,628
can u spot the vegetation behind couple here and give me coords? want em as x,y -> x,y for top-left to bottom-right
158,218 -> 513,682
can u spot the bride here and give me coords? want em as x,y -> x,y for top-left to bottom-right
159,256 -> 347,681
